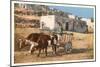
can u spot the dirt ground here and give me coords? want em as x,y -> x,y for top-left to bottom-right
14,28 -> 95,64
14,48 -> 93,64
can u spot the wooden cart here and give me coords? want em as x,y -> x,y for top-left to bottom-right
57,32 -> 73,53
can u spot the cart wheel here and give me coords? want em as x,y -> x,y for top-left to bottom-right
64,42 -> 72,54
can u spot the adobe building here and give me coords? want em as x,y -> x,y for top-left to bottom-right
40,15 -> 87,33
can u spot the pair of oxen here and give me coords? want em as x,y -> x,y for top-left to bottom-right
19,33 -> 59,57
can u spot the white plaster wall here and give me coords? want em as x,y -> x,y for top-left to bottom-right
40,15 -> 55,30
68,14 -> 76,19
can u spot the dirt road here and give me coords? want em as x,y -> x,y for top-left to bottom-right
14,48 -> 93,63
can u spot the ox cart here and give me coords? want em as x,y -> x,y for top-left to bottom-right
56,32 -> 73,53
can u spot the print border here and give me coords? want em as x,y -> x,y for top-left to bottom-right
10,0 -> 96,67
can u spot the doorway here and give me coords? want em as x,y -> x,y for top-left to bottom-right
66,22 -> 69,30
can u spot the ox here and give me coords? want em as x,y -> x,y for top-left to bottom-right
19,33 -> 52,57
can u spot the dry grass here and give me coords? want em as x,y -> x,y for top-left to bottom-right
15,28 -> 41,38
72,33 -> 94,49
